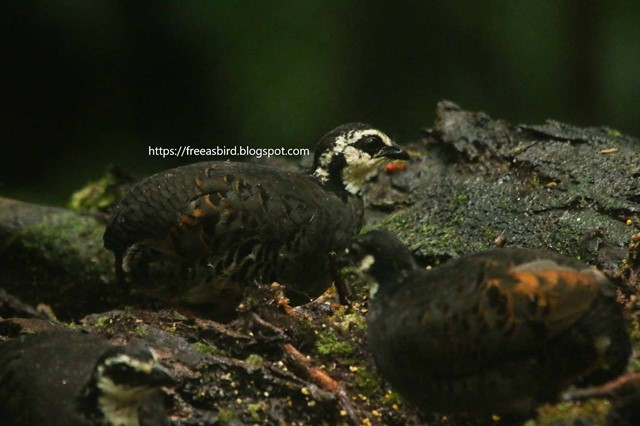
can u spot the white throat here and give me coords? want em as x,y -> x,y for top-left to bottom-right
357,254 -> 379,298
97,377 -> 152,426
341,153 -> 385,194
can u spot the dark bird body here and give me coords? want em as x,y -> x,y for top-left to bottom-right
349,231 -> 631,418
0,332 -> 174,426
104,124 -> 409,314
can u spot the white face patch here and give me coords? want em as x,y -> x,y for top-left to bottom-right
358,254 -> 376,272
312,136 -> 341,183
97,375 -> 154,426
94,349 -> 166,426
313,163 -> 330,182
368,280 -> 379,299
313,129 -> 394,192
356,254 -> 379,298
341,130 -> 393,194
97,375 -> 155,400
103,353 -> 157,375
342,150 -> 385,194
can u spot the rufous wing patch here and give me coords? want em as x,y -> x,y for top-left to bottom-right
508,267 -> 601,338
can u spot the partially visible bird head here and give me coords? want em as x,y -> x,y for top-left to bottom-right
93,344 -> 174,426
312,123 -> 409,194
346,230 -> 418,299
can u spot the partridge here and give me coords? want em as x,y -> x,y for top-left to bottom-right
348,230 -> 631,418
103,124 -> 409,315
0,331 -> 174,426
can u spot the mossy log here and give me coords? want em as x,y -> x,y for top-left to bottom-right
1,102 -> 639,426
368,101 -> 640,274
0,197 -> 118,318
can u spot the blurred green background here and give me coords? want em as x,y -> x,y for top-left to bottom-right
2,1 -> 639,205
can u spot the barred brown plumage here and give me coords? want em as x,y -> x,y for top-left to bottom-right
348,230 -> 631,420
103,123 -> 409,318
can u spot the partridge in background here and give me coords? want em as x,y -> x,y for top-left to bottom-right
348,230 -> 631,419
0,331 -> 174,426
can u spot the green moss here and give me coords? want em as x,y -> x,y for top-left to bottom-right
529,172 -> 540,187
454,193 -> 469,204
535,400 -> 610,426
19,211 -> 112,284
608,128 -> 622,138
341,270 -> 369,300
382,389 -> 403,407
163,325 -> 177,333
68,171 -> 125,212
483,227 -> 495,240
193,341 -> 225,356
353,367 -> 383,397
217,406 -> 237,423
375,197 -> 478,257
340,311 -> 367,332
94,316 -> 108,328
413,223 -> 463,252
134,325 -> 147,337
327,305 -> 368,333
244,354 -> 264,367
359,223 -> 380,235
246,401 -> 267,421
316,329 -> 354,356
66,322 -> 80,330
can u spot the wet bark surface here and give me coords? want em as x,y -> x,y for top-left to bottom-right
1,102 -> 639,425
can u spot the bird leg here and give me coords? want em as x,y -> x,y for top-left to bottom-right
329,251 -> 351,305
114,252 -> 130,295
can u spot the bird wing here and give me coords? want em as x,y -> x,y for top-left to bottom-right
104,162 -> 321,259
475,260 -> 602,348
168,163 -> 322,260
386,253 -> 605,378
106,161 -> 363,305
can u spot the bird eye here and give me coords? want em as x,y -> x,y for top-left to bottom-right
364,135 -> 381,148
107,363 -> 131,376
352,134 -> 385,155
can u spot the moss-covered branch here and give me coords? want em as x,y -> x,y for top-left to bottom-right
1,102 -> 639,425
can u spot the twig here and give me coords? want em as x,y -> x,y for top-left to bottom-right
197,344 -> 336,399
251,312 -> 288,338
563,373 -> 640,401
281,342 -> 361,425
195,318 -> 255,342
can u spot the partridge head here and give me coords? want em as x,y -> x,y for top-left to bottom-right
348,230 -> 631,419
103,124 -> 409,318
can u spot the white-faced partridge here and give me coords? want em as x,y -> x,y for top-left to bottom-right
348,230 -> 631,419
0,331 -> 175,426
103,124 -> 409,316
